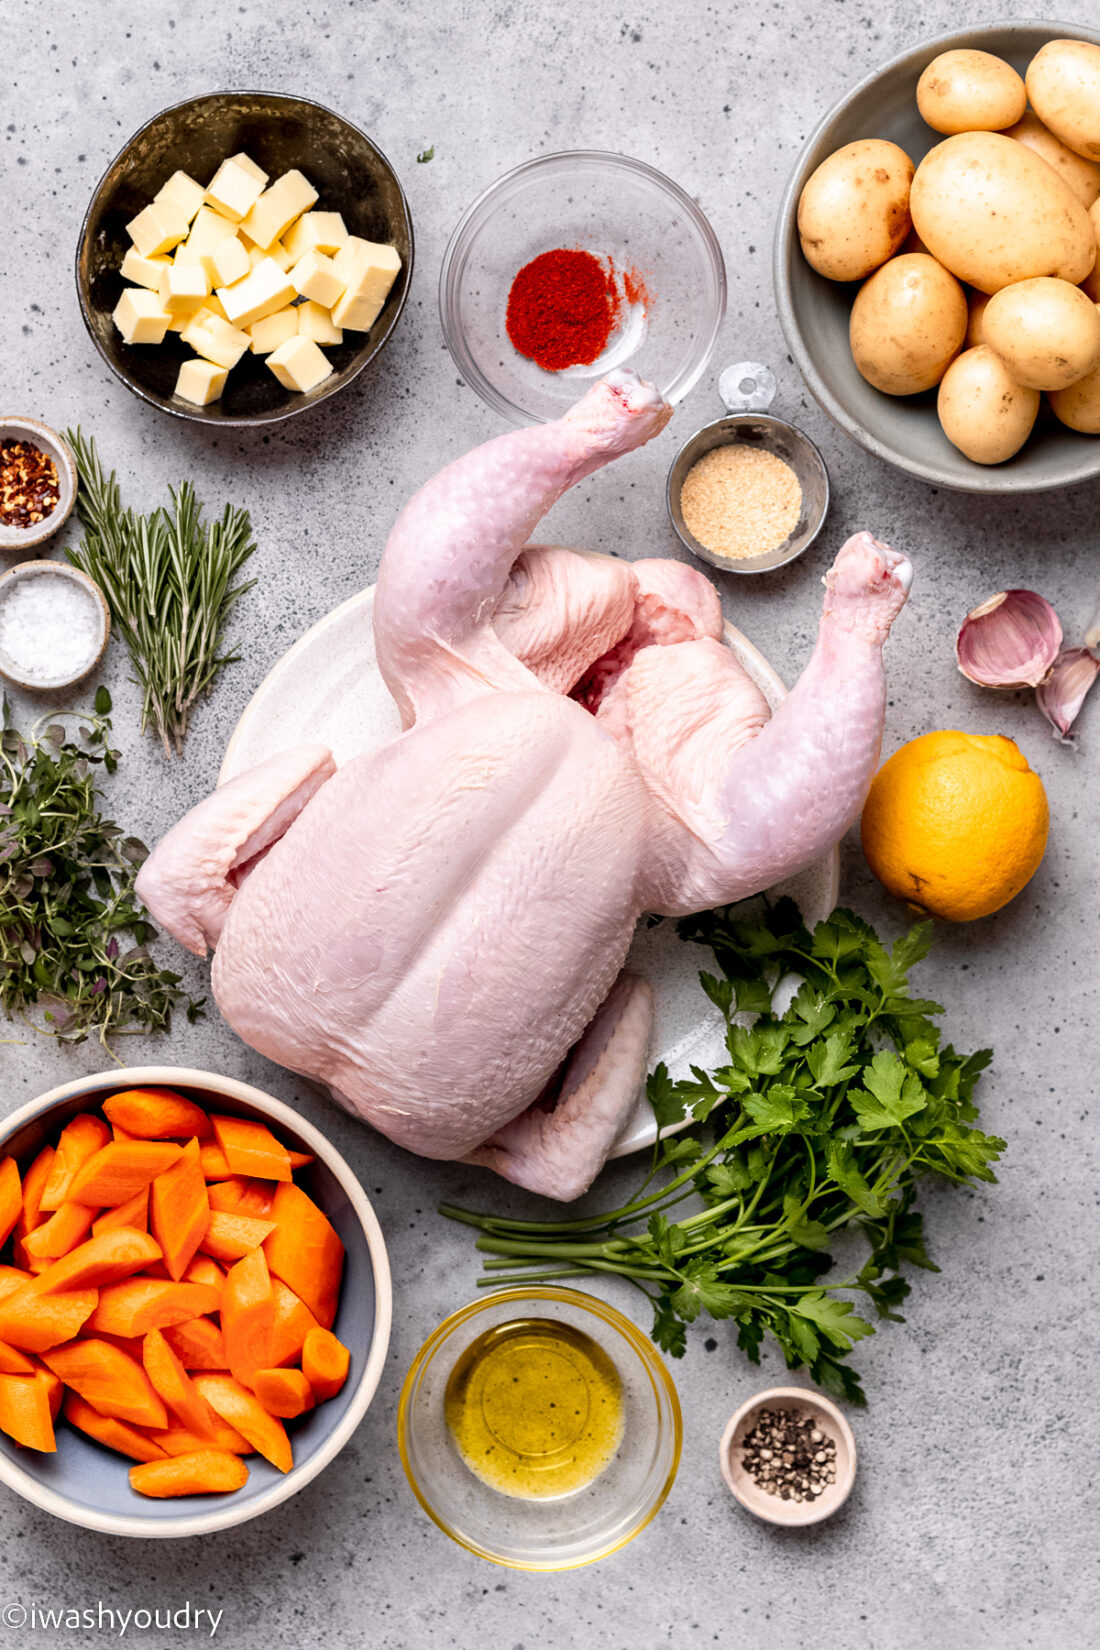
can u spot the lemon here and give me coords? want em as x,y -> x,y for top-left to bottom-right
860,730 -> 1049,921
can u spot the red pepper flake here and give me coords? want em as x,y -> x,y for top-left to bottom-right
0,439 -> 61,530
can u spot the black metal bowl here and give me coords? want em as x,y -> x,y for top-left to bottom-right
76,90 -> 414,426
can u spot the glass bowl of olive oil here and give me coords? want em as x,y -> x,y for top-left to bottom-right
397,1287 -> 682,1570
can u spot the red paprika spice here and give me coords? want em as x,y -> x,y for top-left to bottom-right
506,249 -> 621,372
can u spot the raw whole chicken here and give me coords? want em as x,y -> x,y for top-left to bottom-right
137,372 -> 912,1200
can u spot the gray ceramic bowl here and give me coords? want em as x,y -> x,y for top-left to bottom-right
77,91 -> 413,426
774,20 -> 1100,494
0,1067 -> 391,1537
0,419 -> 78,555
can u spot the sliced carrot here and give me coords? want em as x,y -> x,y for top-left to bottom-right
39,1114 -> 110,1211
0,1341 -> 35,1375
207,1178 -> 275,1219
0,1265 -> 33,1301
35,1363 -> 64,1422
0,1157 -> 22,1248
199,1142 -> 231,1180
13,1146 -> 55,1257
199,1210 -> 276,1264
221,1248 -> 274,1388
68,1141 -> 183,1207
193,1373 -> 292,1472
111,1123 -> 135,1142
150,1138 -> 209,1281
302,1327 -> 351,1402
102,1088 -> 212,1140
148,1420 -> 252,1456
253,1367 -> 315,1420
63,1391 -> 168,1462
93,1186 -> 150,1237
88,1279 -> 220,1339
0,1287 -> 98,1352
286,1149 -> 313,1171
162,1317 -> 226,1371
142,1328 -> 222,1439
22,1199 -> 98,1261
268,1280 -> 319,1368
34,1228 -> 163,1295
129,1450 -> 248,1497
210,1116 -> 292,1182
182,1255 -> 225,1290
0,1371 -> 56,1450
42,1339 -> 167,1429
264,1183 -> 344,1329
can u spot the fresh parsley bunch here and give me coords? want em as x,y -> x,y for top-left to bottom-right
443,900 -> 1004,1403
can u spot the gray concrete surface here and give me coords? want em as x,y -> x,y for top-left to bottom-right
2,1 -> 1098,1645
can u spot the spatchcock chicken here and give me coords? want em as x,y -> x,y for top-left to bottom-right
136,371 -> 912,1200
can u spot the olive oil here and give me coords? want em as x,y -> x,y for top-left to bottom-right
444,1317 -> 624,1500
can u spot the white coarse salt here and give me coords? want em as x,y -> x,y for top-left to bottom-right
0,573 -> 103,686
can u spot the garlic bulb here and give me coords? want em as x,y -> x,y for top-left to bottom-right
1035,647 -> 1100,742
956,590 -> 1063,689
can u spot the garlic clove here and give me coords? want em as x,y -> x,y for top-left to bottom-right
956,589 -> 1063,689
1035,646 -> 1100,742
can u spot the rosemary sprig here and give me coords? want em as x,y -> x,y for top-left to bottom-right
64,429 -> 256,758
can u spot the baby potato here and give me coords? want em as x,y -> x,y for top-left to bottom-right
917,49 -> 1026,135
1049,335 -> 1100,432
1026,39 -> 1100,162
937,346 -> 1040,463
797,139 -> 914,282
910,132 -> 1096,292
849,253 -> 967,395
1005,110 -> 1100,209
1080,200 -> 1100,301
966,289 -> 992,347
983,276 -> 1100,389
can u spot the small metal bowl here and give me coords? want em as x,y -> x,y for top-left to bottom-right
0,418 -> 78,555
0,561 -> 110,692
667,412 -> 829,575
719,1385 -> 857,1527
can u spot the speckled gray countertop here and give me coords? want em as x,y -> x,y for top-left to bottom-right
1,1 -> 1098,1645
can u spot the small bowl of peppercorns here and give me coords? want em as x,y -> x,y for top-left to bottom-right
719,1386 -> 857,1527
0,418 -> 78,555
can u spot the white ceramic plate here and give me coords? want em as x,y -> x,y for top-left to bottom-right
221,588 -> 839,1158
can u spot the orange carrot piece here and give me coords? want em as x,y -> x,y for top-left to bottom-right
221,1249 -> 275,1388
69,1141 -> 183,1207
150,1139 -> 209,1281
182,1255 -> 225,1290
0,1157 -> 22,1248
102,1088 -> 212,1140
162,1317 -> 226,1371
210,1116 -> 292,1182
0,1266 -> 33,1301
0,1371 -> 56,1450
199,1142 -> 231,1180
193,1373 -> 292,1472
63,1392 -> 167,1462
93,1186 -> 150,1237
0,1287 -> 98,1352
42,1339 -> 167,1429
142,1328 -> 222,1439
199,1210 -> 276,1264
88,1280 -> 220,1339
285,1149 -> 313,1171
148,1420 -> 252,1456
267,1280 -> 319,1368
206,1178 -> 276,1219
0,1341 -> 35,1375
34,1228 -> 163,1295
34,1364 -> 64,1422
129,1450 -> 248,1497
39,1115 -> 111,1211
264,1183 -> 344,1329
14,1146 -> 55,1248
253,1366 -> 315,1420
302,1327 -> 350,1402
22,1200 -> 98,1261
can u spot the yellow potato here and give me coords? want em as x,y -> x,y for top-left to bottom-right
917,49 -> 1026,135
966,289 -> 992,347
1026,39 -> 1100,162
1080,199 -> 1100,301
849,254 -> 967,395
937,346 -> 1040,462
1005,110 -> 1100,209
797,139 -> 914,282
910,132 -> 1096,292
982,276 -> 1100,389
1049,355 -> 1100,431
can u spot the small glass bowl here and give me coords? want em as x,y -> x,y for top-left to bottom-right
397,1287 -> 682,1570
439,150 -> 726,424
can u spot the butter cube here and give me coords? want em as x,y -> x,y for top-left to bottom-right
181,308 -> 251,370
267,335 -> 334,393
209,234 -> 250,288
240,169 -> 318,250
126,200 -> 190,258
204,292 -> 230,322
229,151 -> 268,186
174,358 -> 228,406
283,210 -> 348,261
166,314 -> 189,333
216,256 -> 296,328
183,206 -> 239,258
120,249 -> 171,291
154,170 -> 205,224
158,260 -> 211,317
205,155 -> 266,223
331,238 -> 401,331
297,300 -> 343,345
112,287 -> 172,344
289,249 -> 345,308
248,307 -> 300,354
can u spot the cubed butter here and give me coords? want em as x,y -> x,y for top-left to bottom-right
205,155 -> 266,223
204,292 -> 230,322
248,307 -> 300,354
289,249 -> 345,308
126,200 -> 190,258
174,357 -> 228,406
283,210 -> 348,261
183,205 -> 240,258
331,238 -> 401,331
180,308 -> 251,370
297,300 -> 343,345
153,170 -> 205,224
158,260 -> 211,317
267,334 -> 334,393
229,151 -> 268,186
216,256 -> 296,328
112,287 -> 172,344
239,169 -> 319,250
209,234 -> 250,288
120,249 -> 171,291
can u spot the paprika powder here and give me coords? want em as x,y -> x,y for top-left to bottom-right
505,249 -> 621,372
